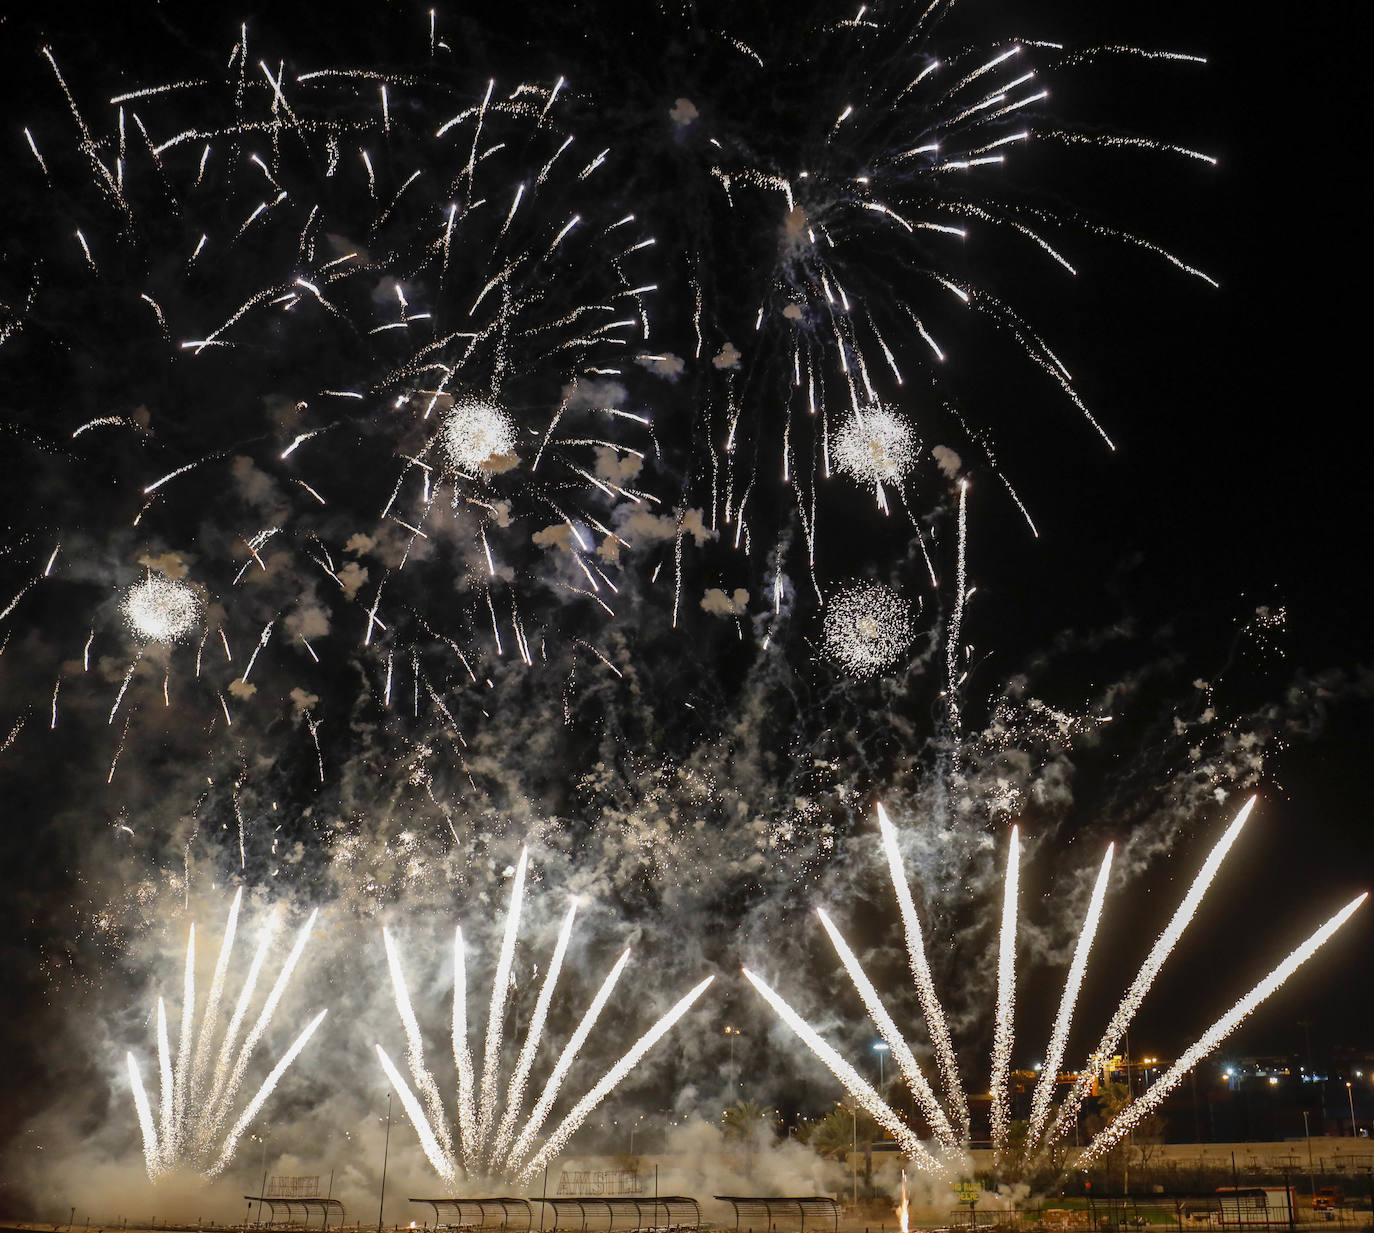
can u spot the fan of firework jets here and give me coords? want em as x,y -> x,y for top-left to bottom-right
2,23 -> 663,788
746,799 -> 1368,1182
125,852 -> 713,1182
610,1 -> 1217,654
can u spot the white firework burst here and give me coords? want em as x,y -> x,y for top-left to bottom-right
833,405 -> 919,488
439,398 -> 518,474
822,581 -> 916,676
121,576 -> 203,643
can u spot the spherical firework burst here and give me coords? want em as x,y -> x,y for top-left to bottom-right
439,398 -> 519,474
122,576 -> 203,643
822,580 -> 916,676
833,404 -> 919,491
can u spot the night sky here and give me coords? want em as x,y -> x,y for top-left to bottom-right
1,0 -> 1370,1218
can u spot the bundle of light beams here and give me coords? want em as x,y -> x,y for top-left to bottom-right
745,797 -> 1365,1181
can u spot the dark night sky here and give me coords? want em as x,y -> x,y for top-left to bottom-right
0,0 -> 1371,1210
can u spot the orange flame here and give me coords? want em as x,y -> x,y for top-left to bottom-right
898,1169 -> 910,1233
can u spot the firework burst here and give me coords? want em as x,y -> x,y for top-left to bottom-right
628,3 -> 1217,614
125,892 -> 325,1179
746,799 -> 1366,1181
377,847 -> 713,1185
3,22 -> 661,793
821,580 -> 917,676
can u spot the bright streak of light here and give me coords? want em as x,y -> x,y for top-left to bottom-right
877,804 -> 968,1138
514,975 -> 715,1183
742,967 -> 942,1173
1081,892 -> 1368,1162
989,826 -> 1019,1162
1026,844 -> 1113,1143
1043,796 -> 1255,1147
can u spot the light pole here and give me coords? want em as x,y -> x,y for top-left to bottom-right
874,1042 -> 890,1091
846,1103 -> 857,1206
252,1130 -> 270,1227
1347,1083 -> 1357,1138
1302,1110 -> 1317,1204
724,1026 -> 742,1088
378,1092 -> 393,1233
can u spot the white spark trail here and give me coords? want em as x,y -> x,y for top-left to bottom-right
204,910 -> 318,1143
1045,796 -> 1255,1145
127,1053 -> 160,1178
384,928 -> 456,1160
989,826 -> 1019,1162
189,889 -> 242,1119
877,804 -> 968,1138
452,927 -> 478,1172
503,948 -> 632,1172
816,909 -> 957,1148
129,900 -> 320,1179
489,902 -> 578,1168
515,976 -> 715,1183
742,968 -> 942,1173
1082,892 -> 1367,1162
478,848 -> 528,1148
946,479 -> 968,732
1026,844 -> 1113,1144
211,1010 -> 328,1176
172,925 -> 196,1156
156,997 -> 174,1166
381,868 -> 706,1184
376,1044 -> 458,1183
205,918 -> 277,1117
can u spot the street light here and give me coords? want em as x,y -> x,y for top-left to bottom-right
1302,1110 -> 1316,1205
724,1026 -> 743,1085
378,1092 -> 393,1233
874,1042 -> 890,1090
1347,1082 -> 1357,1138
250,1130 -> 270,1228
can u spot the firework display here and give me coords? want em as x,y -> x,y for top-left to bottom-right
745,800 -> 1367,1180
0,0 -> 1363,1218
377,849 -> 712,1185
3,20 -> 661,794
124,892 -> 323,1179
821,580 -> 917,676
